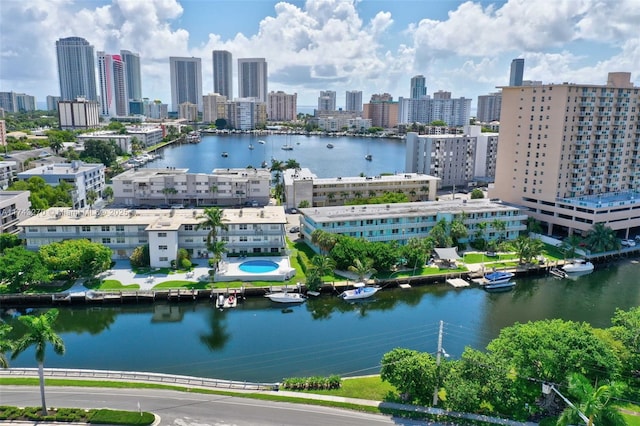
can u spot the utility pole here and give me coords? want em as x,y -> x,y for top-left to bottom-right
543,383 -> 590,426
432,319 -> 444,406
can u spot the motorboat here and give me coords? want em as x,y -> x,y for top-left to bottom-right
281,145 -> 294,151
327,143 -> 334,149
261,160 -> 268,168
483,271 -> 515,284
265,292 -> 306,304
249,144 -> 255,150
549,267 -> 568,279
483,281 -> 516,292
340,283 -> 379,301
221,152 -> 229,157
258,140 -> 266,144
562,259 -> 594,274
364,154 -> 373,161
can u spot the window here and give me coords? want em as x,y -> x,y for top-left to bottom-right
115,225 -> 124,232
240,236 -> 247,242
159,257 -> 168,262
47,226 -> 57,232
81,226 -> 91,232
102,238 -> 111,244
184,224 -> 193,231
159,245 -> 168,250
239,224 -> 248,230
101,226 -> 110,232
116,237 -> 125,244
158,232 -> 167,237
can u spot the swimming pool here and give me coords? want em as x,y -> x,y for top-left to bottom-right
239,260 -> 280,273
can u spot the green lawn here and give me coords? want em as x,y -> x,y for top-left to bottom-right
98,280 -> 140,290
301,376 -> 397,401
151,280 -> 210,290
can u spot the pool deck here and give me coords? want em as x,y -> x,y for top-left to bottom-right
214,256 -> 296,282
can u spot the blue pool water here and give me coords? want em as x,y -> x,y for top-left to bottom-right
239,260 -> 280,273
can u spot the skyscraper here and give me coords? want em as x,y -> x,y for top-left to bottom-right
97,52 -> 129,116
509,58 -> 524,86
410,75 -> 427,99
237,58 -> 268,103
476,92 -> 502,122
212,50 -> 233,99
120,50 -> 142,100
169,57 -> 203,112
491,71 -> 640,235
56,36 -> 98,101
345,90 -> 362,112
317,90 -> 336,111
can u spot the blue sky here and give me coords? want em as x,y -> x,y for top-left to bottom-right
1,0 -> 638,110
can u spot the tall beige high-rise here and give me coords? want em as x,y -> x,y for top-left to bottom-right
490,72 -> 640,236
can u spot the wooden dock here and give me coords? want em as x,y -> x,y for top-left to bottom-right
446,278 -> 470,288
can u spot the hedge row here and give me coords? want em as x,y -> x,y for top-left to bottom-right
281,375 -> 341,390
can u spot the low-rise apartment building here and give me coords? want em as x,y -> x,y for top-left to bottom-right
16,161 -> 105,209
0,160 -> 17,189
300,199 -> 527,252
0,191 -> 30,234
20,206 -> 287,268
282,168 -> 439,210
112,167 -> 271,207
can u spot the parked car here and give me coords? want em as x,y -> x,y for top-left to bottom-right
621,239 -> 636,247
289,226 -> 300,233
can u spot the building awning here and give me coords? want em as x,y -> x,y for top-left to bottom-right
433,247 -> 461,261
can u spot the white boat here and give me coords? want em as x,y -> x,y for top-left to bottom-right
340,284 -> 379,300
549,267 -> 568,279
281,145 -> 293,151
562,259 -> 594,274
483,271 -> 515,284
249,144 -> 254,150
265,292 -> 306,304
484,281 -> 516,292
364,154 -> 372,161
261,160 -> 268,168
221,152 -> 229,157
327,143 -> 334,149
258,140 -> 266,144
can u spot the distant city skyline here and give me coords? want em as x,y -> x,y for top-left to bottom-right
1,0 -> 639,109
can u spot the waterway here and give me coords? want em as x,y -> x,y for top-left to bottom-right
5,260 -> 640,383
148,134 -> 407,178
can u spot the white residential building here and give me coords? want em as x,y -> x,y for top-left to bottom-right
405,132 -> 477,189
282,168 -> 439,210
58,97 -> 100,130
112,167 -> 271,207
318,90 -> 336,111
225,98 -> 267,130
300,199 -> 527,252
0,160 -> 17,189
0,191 -> 30,234
202,93 -> 227,123
21,206 -> 287,268
179,102 -> 198,122
16,161 -> 105,209
267,91 -> 297,121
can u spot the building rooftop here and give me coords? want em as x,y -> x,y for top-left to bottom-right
20,206 -> 287,227
315,173 -> 438,185
558,191 -> 640,209
300,199 -> 519,222
18,162 -> 104,176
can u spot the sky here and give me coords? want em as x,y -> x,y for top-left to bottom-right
1,0 -> 639,110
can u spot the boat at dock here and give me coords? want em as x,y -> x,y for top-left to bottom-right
265,292 -> 306,304
339,283 -> 379,300
562,259 -> 594,274
549,267 -> 568,279
217,293 -> 238,309
483,271 -> 515,284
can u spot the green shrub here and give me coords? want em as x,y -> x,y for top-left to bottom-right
180,258 -> 192,269
281,375 -> 342,391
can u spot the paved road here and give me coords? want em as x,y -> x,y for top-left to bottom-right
1,386 -> 429,425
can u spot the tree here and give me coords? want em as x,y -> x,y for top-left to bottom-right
81,139 -> 119,166
512,235 -> 544,264
285,159 -> 300,169
586,223 -> 620,253
86,189 -> 98,210
380,348 -> 438,405
470,188 -> 484,199
310,229 -> 337,255
130,244 -> 150,268
0,323 -> 13,368
557,373 -> 626,426
492,219 -> 507,242
39,239 -> 112,279
306,255 -> 336,291
11,309 -> 65,416
420,185 -> 429,200
347,258 -> 376,282
161,187 -> 178,204
298,200 -> 310,208
0,233 -> 22,254
560,234 -> 583,260
0,246 -> 49,292
609,306 -> 640,377
214,118 -> 227,129
102,186 -> 114,203
196,207 -> 228,249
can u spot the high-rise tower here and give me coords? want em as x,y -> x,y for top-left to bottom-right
212,50 -> 233,99
120,50 -> 142,100
169,57 -> 203,112
97,52 -> 129,116
56,37 -> 98,101
509,58 -> 524,86
345,90 -> 362,112
237,58 -> 268,103
318,90 -> 336,111
410,75 -> 427,99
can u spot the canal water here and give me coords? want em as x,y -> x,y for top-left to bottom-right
148,134 -> 407,178
5,260 -> 640,383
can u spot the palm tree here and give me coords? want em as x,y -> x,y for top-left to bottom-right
270,159 -> 284,172
327,193 -> 336,204
586,223 -> 620,253
409,189 -> 417,200
311,229 -> 337,254
492,219 -> 507,242
196,207 -> 229,250
348,258 -> 377,282
420,185 -> 429,200
0,323 -> 13,368
354,191 -> 363,199
11,309 -> 65,416
85,189 -> 98,210
306,255 -> 336,291
556,372 -> 626,426
368,190 -> 377,198
285,159 -> 300,169
161,187 -> 178,205
560,234 -> 583,260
